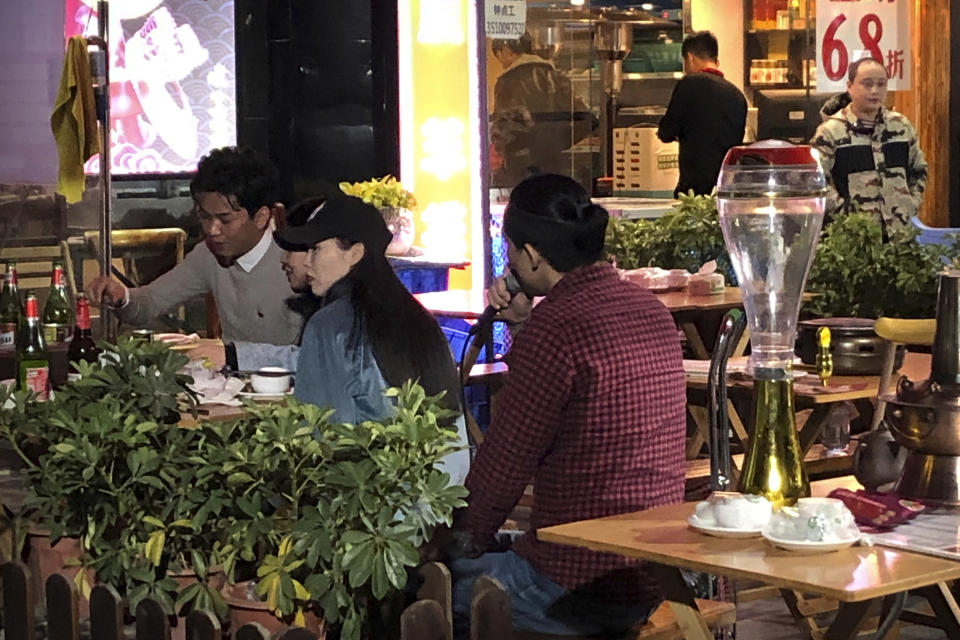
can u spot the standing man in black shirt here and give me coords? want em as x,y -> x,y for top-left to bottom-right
657,31 -> 747,197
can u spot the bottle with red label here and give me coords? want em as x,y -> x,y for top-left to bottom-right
0,261 -> 21,351
17,294 -> 50,401
67,294 -> 99,383
42,260 -> 73,345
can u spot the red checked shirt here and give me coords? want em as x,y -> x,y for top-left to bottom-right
461,263 -> 686,603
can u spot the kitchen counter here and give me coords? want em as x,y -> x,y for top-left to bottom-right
593,196 -> 677,220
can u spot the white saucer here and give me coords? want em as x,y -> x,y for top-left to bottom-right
762,531 -> 861,554
687,515 -> 764,539
237,389 -> 293,402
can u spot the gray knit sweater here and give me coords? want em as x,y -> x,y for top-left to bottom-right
117,238 -> 303,345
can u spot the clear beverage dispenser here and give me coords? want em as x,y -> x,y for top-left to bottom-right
715,141 -> 828,507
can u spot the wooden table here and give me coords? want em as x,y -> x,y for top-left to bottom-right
683,352 -> 931,471
414,287 -> 746,359
538,478 -> 960,640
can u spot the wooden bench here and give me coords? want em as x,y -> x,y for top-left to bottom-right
472,574 -> 735,640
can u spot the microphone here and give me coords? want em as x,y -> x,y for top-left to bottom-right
469,272 -> 521,336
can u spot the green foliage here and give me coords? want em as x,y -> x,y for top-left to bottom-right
0,337 -> 465,636
0,337 -> 202,608
214,381 -> 467,639
603,192 -> 960,319
339,175 -> 417,210
604,192 -> 735,282
804,212 -> 960,319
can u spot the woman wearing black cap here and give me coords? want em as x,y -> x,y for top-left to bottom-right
274,196 -> 469,484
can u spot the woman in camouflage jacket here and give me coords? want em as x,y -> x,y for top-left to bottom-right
811,58 -> 927,235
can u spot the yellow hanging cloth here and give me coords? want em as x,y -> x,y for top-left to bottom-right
50,36 -> 100,204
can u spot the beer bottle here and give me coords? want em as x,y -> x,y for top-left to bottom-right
67,294 -> 99,383
0,262 -> 21,352
41,260 -> 73,345
18,294 -> 50,401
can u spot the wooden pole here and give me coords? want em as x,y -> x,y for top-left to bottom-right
893,0 -> 951,227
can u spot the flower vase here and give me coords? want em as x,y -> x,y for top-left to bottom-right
378,206 -> 415,256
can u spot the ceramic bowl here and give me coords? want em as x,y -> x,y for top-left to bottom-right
249,367 -> 292,395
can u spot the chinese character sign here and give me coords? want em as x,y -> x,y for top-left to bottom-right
816,0 -> 910,92
484,0 -> 526,39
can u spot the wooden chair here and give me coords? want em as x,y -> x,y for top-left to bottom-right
82,228 -> 186,287
0,240 -> 78,303
470,574 -> 735,640
81,228 -> 188,321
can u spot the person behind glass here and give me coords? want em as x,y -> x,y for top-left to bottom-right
811,57 -> 927,235
489,32 -> 593,187
272,196 -> 470,485
444,175 -> 686,637
85,146 -> 303,345
657,30 -> 747,197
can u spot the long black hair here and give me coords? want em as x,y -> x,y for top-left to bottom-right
338,245 -> 462,414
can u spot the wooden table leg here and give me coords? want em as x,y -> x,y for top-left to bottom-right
649,564 -> 713,640
822,599 -> 876,640
686,405 -> 709,460
680,322 -> 711,360
686,404 -> 742,483
918,582 -> 960,639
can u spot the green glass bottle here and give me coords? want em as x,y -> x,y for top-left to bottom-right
41,260 -> 73,345
67,294 -> 99,383
737,372 -> 810,508
0,261 -> 21,352
17,294 -> 50,401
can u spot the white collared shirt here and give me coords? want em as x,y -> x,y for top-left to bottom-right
118,228 -> 274,306
234,228 -> 273,273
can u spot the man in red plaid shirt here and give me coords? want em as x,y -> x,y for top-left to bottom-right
447,174 -> 687,637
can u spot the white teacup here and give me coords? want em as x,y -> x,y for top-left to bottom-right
794,497 -> 858,542
795,497 -> 847,521
250,367 -> 292,394
697,492 -> 772,529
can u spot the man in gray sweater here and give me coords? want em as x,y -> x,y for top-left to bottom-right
86,147 -> 304,346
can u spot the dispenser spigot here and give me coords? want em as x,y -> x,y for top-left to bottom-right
816,326 -> 833,387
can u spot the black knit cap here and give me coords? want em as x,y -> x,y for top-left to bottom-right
274,196 -> 391,255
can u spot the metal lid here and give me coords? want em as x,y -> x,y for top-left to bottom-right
716,140 -> 828,199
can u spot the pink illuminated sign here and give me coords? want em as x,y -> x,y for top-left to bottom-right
64,0 -> 236,175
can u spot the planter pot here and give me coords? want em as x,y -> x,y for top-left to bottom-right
378,207 -> 415,257
27,531 -> 94,619
796,317 -> 905,375
168,567 -> 226,640
222,580 -> 325,639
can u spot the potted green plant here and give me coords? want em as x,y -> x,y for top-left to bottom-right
604,192 -> 736,283
798,211 -> 960,373
213,382 -> 467,640
0,338 -> 222,631
339,175 -> 417,256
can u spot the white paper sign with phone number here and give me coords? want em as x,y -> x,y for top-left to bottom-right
816,0 -> 911,92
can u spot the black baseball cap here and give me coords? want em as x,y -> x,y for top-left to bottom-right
274,196 -> 392,255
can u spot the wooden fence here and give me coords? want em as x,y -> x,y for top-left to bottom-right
0,561 -> 452,640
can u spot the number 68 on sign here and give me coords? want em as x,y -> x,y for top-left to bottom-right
816,0 -> 911,92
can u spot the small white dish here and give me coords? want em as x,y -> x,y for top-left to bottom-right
762,531 -> 861,554
237,389 -> 293,402
688,515 -> 764,539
